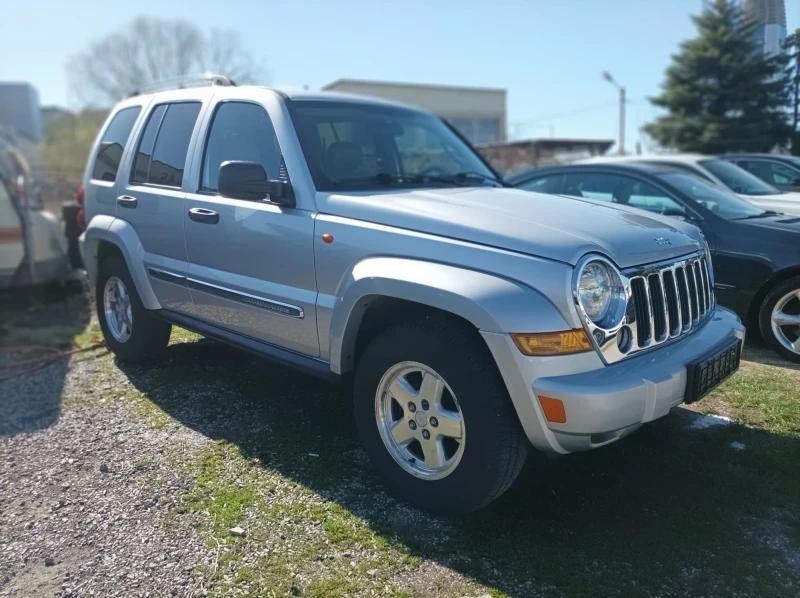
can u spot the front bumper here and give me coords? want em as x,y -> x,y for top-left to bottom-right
481,307 -> 745,454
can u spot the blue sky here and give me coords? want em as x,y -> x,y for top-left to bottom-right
2,0 -> 798,150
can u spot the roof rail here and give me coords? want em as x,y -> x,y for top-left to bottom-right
129,73 -> 235,97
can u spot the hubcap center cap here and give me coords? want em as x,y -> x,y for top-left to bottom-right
414,411 -> 428,428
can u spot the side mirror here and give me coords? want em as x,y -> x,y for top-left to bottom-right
791,178 -> 800,187
661,208 -> 693,222
218,161 -> 295,208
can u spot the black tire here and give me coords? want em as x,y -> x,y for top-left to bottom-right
96,255 -> 171,362
354,316 -> 529,513
758,276 -> 800,364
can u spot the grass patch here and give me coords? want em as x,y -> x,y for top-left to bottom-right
177,441 -> 258,534
714,366 -> 800,434
170,327 -> 203,344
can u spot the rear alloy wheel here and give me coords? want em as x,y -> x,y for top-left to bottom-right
354,317 -> 529,513
96,255 -> 171,362
759,276 -> 800,364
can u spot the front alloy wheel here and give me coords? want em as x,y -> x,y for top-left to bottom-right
770,289 -> 800,356
354,317 -> 529,513
759,275 -> 800,365
376,362 -> 465,480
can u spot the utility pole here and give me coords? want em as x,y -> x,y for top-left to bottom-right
603,71 -> 626,155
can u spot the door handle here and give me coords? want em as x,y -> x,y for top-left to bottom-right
188,207 -> 219,224
117,195 -> 138,208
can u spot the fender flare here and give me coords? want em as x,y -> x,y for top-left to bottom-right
81,215 -> 161,310
328,257 -> 570,374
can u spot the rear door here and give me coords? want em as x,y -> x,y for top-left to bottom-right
117,99 -> 205,313
182,98 -> 319,356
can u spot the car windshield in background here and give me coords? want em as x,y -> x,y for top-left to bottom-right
699,159 -> 782,196
656,171 -> 764,219
288,100 -> 500,192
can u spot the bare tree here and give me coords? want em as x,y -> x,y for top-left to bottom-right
67,17 -> 264,106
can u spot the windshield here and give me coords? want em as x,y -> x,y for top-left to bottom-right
288,100 -> 500,192
656,171 -> 764,219
699,159 -> 782,196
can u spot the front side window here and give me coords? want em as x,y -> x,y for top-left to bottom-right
201,102 -> 284,192
289,101 -> 499,192
768,161 -> 800,185
133,102 -> 201,188
700,159 -> 781,196
517,174 -> 563,194
564,173 -> 684,214
91,106 -> 141,182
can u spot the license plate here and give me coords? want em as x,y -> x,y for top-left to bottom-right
684,338 -> 742,404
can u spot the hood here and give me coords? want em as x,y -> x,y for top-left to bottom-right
318,187 -> 704,268
732,213 -> 800,237
739,192 -> 800,216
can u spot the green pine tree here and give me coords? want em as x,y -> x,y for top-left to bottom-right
644,0 -> 792,154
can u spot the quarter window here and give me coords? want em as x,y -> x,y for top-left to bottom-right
133,102 -> 201,188
201,102 -> 284,192
91,107 -> 141,182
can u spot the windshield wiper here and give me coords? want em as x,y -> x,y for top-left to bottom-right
407,171 -> 506,187
741,210 -> 781,219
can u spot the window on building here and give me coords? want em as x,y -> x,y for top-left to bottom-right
446,117 -> 501,145
91,107 -> 141,182
201,102 -> 284,192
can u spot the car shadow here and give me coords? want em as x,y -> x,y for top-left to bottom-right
119,334 -> 800,597
0,285 -> 90,437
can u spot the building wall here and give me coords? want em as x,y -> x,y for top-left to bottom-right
323,79 -> 506,145
0,83 -> 43,141
744,0 -> 787,56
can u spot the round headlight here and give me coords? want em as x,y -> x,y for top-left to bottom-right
577,259 -> 626,328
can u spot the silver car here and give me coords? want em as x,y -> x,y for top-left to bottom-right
80,79 -> 745,512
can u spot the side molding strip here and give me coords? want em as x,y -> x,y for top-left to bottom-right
147,269 -> 305,319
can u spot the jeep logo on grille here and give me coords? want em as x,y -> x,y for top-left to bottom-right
653,237 -> 672,245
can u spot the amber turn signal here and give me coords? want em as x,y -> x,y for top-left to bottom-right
538,396 -> 567,423
511,330 -> 592,356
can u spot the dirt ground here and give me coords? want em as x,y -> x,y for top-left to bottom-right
1,287 -> 799,598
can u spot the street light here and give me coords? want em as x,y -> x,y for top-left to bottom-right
602,71 -> 626,155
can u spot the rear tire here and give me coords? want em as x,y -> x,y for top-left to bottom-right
354,316 -> 529,513
96,255 -> 171,362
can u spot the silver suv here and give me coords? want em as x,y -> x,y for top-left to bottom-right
80,79 -> 745,512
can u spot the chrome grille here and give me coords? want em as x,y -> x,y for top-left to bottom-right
628,255 -> 714,352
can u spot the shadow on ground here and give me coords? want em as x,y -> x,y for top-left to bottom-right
118,334 -> 800,597
0,285 -> 90,436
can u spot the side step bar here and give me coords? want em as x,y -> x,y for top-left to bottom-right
155,310 -> 337,383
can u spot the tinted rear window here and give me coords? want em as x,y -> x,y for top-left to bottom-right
132,102 -> 201,188
91,107 -> 141,182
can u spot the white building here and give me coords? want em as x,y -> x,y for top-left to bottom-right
322,79 -> 506,145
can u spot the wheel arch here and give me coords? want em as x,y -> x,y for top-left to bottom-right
82,215 -> 161,310
328,256 -> 571,375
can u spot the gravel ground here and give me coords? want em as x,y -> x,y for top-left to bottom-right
1,288 -> 799,598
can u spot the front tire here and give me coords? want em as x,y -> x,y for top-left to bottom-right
96,255 -> 171,362
354,317 -> 529,513
758,276 -> 800,364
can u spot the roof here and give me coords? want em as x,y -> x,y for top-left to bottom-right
114,84 -> 427,113
479,137 -> 615,151
578,153 -> 713,165
322,78 -> 506,95
505,160 -> 680,184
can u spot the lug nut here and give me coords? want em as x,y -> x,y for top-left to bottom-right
409,420 -> 417,430
408,402 -> 416,413
422,429 -> 430,440
421,399 -> 430,410
429,417 -> 438,427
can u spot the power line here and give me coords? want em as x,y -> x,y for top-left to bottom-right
516,101 -> 618,124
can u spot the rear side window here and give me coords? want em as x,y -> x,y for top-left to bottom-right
517,174 -> 563,194
132,102 -> 201,188
91,107 -> 141,182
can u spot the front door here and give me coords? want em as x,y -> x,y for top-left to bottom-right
118,101 -> 203,313
183,100 -> 319,357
